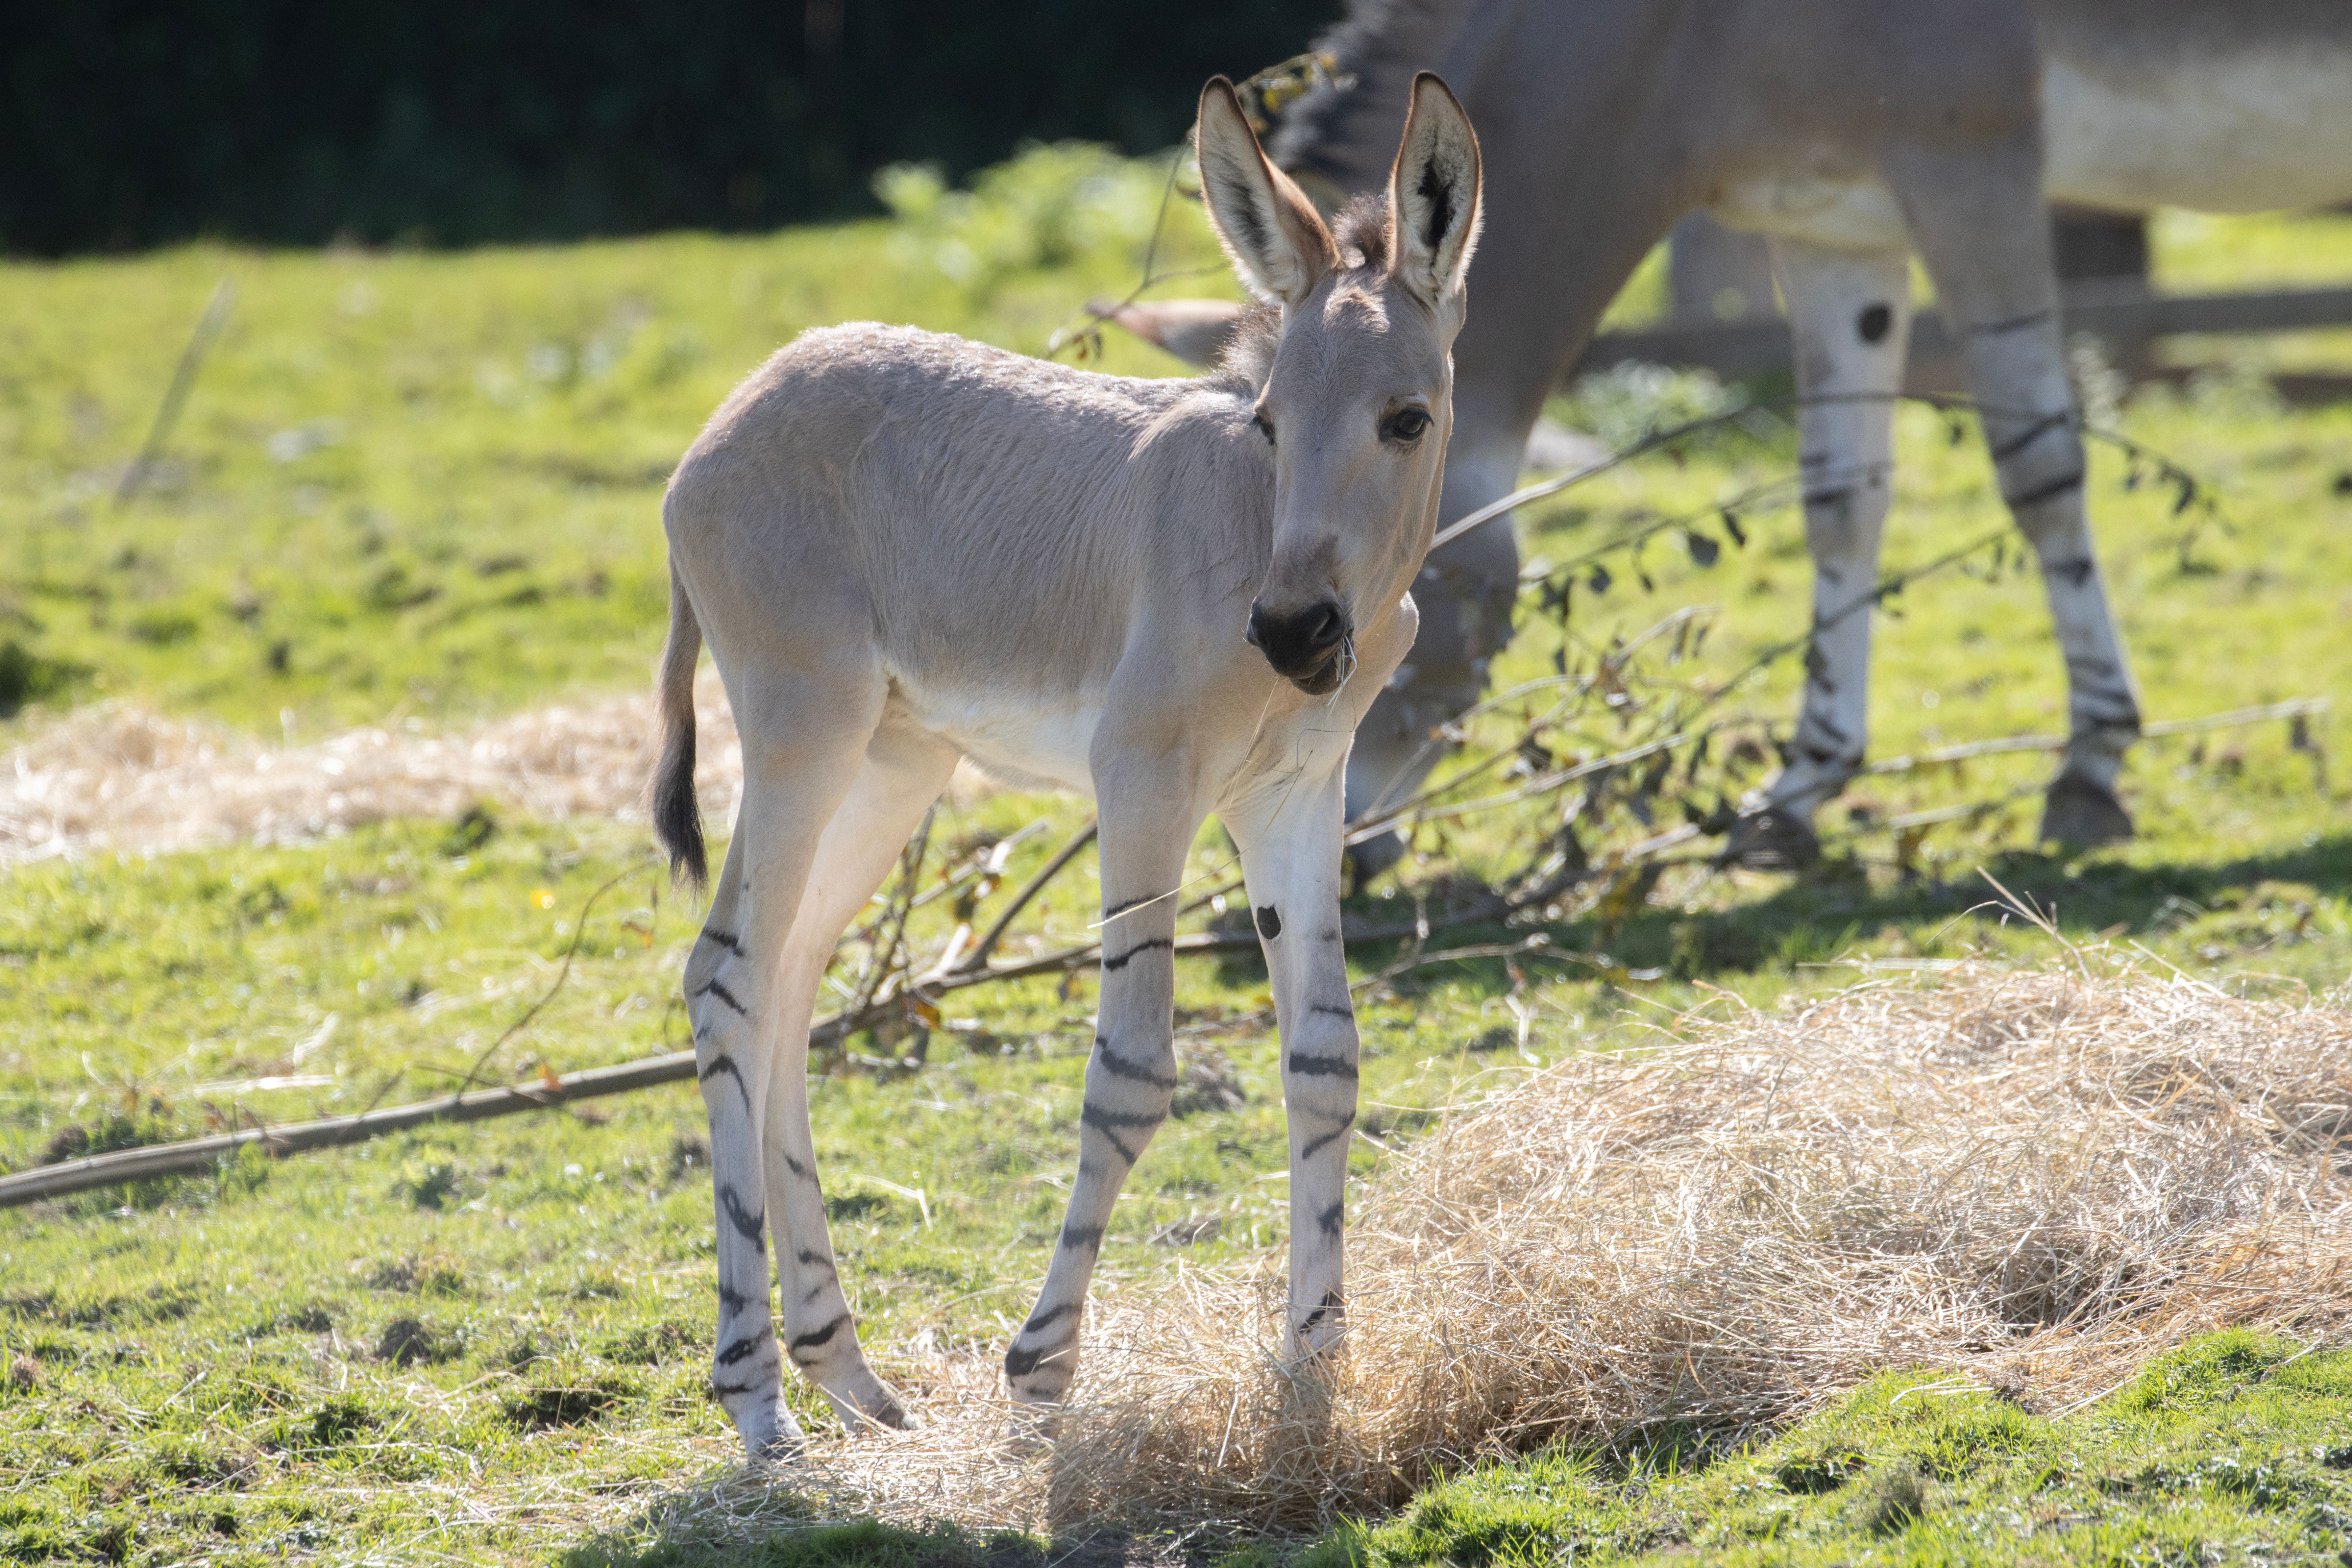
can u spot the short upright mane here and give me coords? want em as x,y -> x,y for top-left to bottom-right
1271,0 -> 1473,197
1207,192 -> 1397,393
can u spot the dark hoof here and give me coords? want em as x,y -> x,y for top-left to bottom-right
1343,827 -> 1408,887
752,1429 -> 806,1466
1721,809 -> 1822,868
2041,771 -> 2133,847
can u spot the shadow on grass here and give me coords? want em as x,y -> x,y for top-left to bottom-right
1292,832 -> 2352,1001
561,1510 -> 1179,1568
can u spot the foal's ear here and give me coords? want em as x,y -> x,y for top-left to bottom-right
1195,77 -> 1339,310
1386,73 -> 1483,308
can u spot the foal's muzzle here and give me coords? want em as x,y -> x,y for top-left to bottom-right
1247,598 -> 1352,694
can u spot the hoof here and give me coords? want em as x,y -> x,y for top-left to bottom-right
738,1392 -> 814,1467
2041,771 -> 2133,847
1721,808 -> 1822,869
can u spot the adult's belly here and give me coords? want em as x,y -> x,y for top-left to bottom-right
2041,44 -> 2352,214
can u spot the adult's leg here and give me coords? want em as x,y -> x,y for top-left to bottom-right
1728,239 -> 1914,865
758,711 -> 959,1432
1892,142 -> 2141,844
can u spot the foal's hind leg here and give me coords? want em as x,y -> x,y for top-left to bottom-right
1893,144 -> 2143,846
758,714 -> 957,1432
1731,240 -> 1914,867
687,675 -> 885,1460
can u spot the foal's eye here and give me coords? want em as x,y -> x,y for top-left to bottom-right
1383,408 -> 1432,444
1253,411 -> 1276,446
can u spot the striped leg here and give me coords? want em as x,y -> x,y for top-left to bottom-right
1733,240 -> 1913,866
761,716 -> 956,1431
687,689 -> 880,1460
1894,147 -> 2142,844
1003,774 -> 1201,1405
1230,763 -> 1356,1356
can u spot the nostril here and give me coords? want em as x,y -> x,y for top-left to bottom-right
1302,602 -> 1345,650
1245,604 -> 1266,647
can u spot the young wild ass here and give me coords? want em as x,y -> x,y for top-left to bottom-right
648,75 -> 1483,1458
1133,0 -> 2352,868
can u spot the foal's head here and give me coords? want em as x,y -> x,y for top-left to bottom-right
1195,72 -> 1483,695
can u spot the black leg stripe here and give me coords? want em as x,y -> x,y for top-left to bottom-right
1317,1200 -> 1344,1237
697,1053 -> 751,1108
1990,412 -> 2068,462
1301,1122 -> 1353,1160
1059,1223 -> 1104,1252
1286,1052 -> 1357,1079
720,1184 -> 765,1244
1093,1039 -> 1179,1090
717,1332 -> 767,1367
713,1378 -> 762,1400
2005,471 -> 2085,509
1004,1343 -> 1053,1379
1021,1300 -> 1078,1336
1101,937 -> 1173,972
1966,307 -> 2054,337
1101,895 -> 1151,920
782,1151 -> 812,1180
1308,1003 -> 1353,1020
699,979 -> 749,1016
1082,1100 -> 1168,1130
718,1285 -> 753,1314
788,1313 -> 850,1356
793,1249 -> 833,1271
697,929 -> 745,955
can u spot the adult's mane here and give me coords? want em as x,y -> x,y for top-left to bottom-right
1270,0 -> 1474,200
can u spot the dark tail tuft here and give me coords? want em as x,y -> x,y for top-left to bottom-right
649,567 -> 708,888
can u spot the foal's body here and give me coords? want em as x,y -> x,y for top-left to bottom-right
654,78 -> 1483,1456
1246,0 -> 2352,864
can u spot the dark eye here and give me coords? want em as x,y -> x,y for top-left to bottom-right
1383,408 -> 1432,444
1253,411 -> 1276,446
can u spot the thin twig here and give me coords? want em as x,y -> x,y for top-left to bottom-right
116,279 -> 236,507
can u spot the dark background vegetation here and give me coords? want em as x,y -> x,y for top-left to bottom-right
3,0 -> 1340,255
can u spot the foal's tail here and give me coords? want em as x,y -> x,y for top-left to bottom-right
649,566 -> 708,888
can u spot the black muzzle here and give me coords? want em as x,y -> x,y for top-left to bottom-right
1246,598 -> 1351,694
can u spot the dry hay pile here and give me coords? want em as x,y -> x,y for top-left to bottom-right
808,963 -> 2352,1536
0,673 -> 749,864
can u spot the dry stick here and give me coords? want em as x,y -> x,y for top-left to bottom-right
115,279 -> 237,507
953,818 -> 1097,973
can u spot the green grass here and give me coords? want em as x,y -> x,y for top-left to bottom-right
1256,1331 -> 2352,1568
4,153 -> 2352,1564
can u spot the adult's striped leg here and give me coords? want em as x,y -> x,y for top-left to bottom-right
759,713 -> 956,1432
1002,768 -> 1201,1406
1228,761 -> 1356,1356
1894,143 -> 2142,845
686,687 -> 881,1461
1732,239 -> 1913,867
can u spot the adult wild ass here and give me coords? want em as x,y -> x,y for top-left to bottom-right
1132,1 -> 2352,867
648,75 -> 1483,1457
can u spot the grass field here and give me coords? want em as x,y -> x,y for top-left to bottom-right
3,147 -> 2351,1565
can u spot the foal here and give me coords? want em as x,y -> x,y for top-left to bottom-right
649,74 -> 1483,1458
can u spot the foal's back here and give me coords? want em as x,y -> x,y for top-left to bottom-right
665,324 -> 1272,698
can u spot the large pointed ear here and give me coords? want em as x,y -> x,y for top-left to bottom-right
1387,72 -> 1483,308
1195,77 -> 1339,311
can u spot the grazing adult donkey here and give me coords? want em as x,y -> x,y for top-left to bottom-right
647,74 -> 1483,1458
1135,1 -> 2352,868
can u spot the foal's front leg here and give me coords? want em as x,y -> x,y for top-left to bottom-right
1002,775 -> 1200,1405
1229,764 -> 1357,1355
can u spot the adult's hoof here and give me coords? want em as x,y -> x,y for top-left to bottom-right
743,1401 -> 808,1465
1721,809 -> 1822,869
2041,771 -> 2133,847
